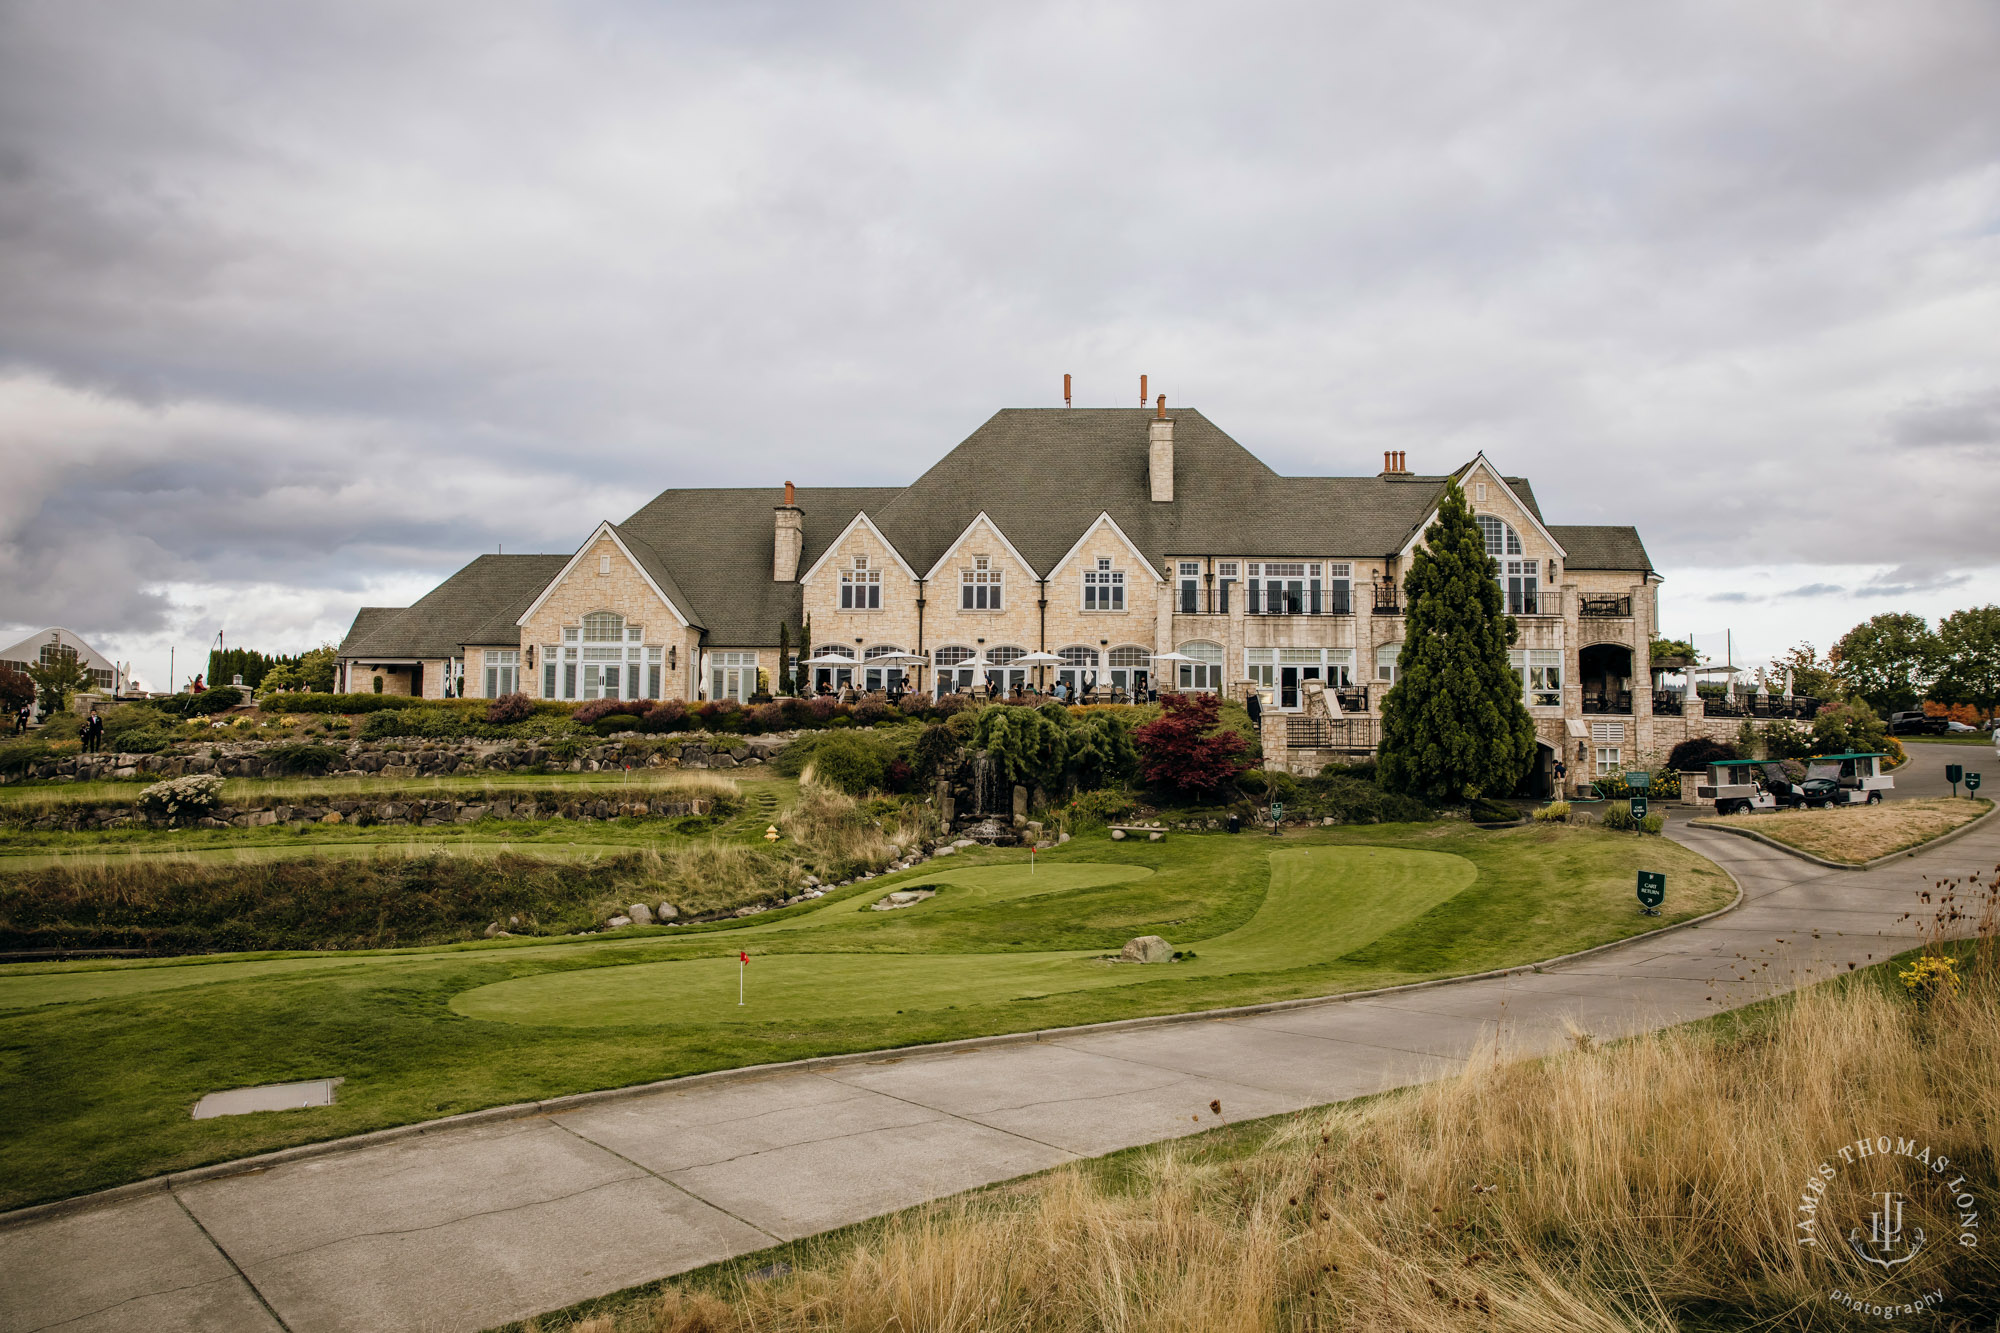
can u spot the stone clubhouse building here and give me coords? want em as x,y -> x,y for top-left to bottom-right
339,401 -> 1721,793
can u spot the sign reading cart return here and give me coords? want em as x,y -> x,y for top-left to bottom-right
1636,871 -> 1665,915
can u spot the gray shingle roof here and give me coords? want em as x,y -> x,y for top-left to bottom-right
347,411 -> 1651,655
340,555 -> 569,660
1549,525 -> 1653,573
619,487 -> 902,646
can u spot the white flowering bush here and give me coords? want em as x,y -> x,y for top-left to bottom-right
138,774 -> 225,821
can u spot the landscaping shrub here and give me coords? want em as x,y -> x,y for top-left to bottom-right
1469,796 -> 1517,824
0,738 -> 51,777
1532,799 -> 1571,822
970,705 -> 1068,792
1666,736 -> 1737,770
1811,697 -> 1889,757
1133,692 -> 1250,797
259,742 -> 346,776
1600,800 -> 1661,833
136,774 -> 224,821
806,730 -> 889,794
644,699 -> 690,732
911,722 -> 960,788
269,692 -> 426,715
151,687 -> 242,719
485,692 -> 534,724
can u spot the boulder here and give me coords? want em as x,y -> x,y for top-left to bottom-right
483,921 -> 503,938
656,902 -> 679,920
606,915 -> 633,928
627,902 -> 655,925
1120,935 -> 1174,965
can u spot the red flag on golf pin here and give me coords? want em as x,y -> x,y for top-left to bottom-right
737,951 -> 748,1005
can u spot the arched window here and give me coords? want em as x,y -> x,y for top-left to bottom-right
1476,516 -> 1539,613
811,644 -> 856,659
984,645 -> 1027,695
1476,515 -> 1522,556
1106,645 -> 1150,699
862,645 -> 905,692
1376,643 -> 1402,684
582,612 -> 627,641
808,644 -> 854,693
933,645 -> 975,697
986,646 -> 1026,667
1177,641 -> 1223,692
1054,645 -> 1098,696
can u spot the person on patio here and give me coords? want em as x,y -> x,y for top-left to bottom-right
1246,688 -> 1263,728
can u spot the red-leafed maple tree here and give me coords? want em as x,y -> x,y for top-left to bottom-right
1133,692 -> 1249,797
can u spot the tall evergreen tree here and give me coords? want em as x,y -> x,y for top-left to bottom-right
777,622 -> 792,695
1378,478 -> 1537,801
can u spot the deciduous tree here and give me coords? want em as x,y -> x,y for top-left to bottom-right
1830,613 -> 1938,715
1378,479 -> 1536,801
26,651 -> 91,715
1133,692 -> 1248,797
1930,605 -> 2000,724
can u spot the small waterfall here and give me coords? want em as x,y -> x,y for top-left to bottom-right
970,750 -> 996,815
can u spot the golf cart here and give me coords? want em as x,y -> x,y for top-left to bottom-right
1695,753 -> 1893,815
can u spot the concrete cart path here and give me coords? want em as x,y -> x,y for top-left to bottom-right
6,815 -> 1995,1333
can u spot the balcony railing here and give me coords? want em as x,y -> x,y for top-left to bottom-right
1652,690 -> 1683,716
1580,595 -> 1632,618
1583,692 -> 1633,715
1372,582 -> 1402,615
1286,716 -> 1379,752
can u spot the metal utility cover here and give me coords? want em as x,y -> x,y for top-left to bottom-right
192,1077 -> 343,1119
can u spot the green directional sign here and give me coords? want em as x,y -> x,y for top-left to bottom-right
1947,763 -> 1964,796
1629,795 -> 1649,821
1636,871 -> 1666,913
1968,772 -> 1983,793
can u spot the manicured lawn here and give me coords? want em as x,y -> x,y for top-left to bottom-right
0,822 -> 1731,1210
0,768 -> 770,810
1693,796 -> 1990,863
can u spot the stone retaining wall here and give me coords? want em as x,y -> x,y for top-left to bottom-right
1,732 -> 793,786
9,792 -> 716,833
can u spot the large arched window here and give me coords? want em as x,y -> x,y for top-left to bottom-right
1055,645 -> 1098,696
1476,516 -> 1539,614
862,645 -> 906,693
933,645 -> 975,697
1177,640 -> 1223,692
1107,645 -> 1150,699
985,645 -> 1027,695
582,611 -> 628,641
1476,516 -> 1522,556
809,643 -> 854,693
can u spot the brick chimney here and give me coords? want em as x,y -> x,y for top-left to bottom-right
773,481 -> 803,581
1149,394 -> 1174,502
1380,450 -> 1410,476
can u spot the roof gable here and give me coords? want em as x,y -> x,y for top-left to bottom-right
339,555 -> 570,660
515,523 -> 695,630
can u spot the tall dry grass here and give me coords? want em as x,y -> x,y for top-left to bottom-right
634,842 -> 803,918
532,875 -> 2000,1333
780,774 -> 939,876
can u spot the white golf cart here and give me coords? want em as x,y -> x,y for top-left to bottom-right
1695,752 -> 1893,815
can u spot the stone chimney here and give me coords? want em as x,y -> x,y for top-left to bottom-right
1149,394 -> 1174,502
773,481 -> 803,581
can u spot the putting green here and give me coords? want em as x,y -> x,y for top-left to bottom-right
449,846 -> 1475,1028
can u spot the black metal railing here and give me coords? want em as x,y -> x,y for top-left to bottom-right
1582,692 -> 1633,715
1652,691 -> 1683,716
1286,717 -> 1379,751
1580,595 -> 1632,618
1372,582 -> 1402,615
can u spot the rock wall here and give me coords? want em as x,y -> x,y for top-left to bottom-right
1,732 -> 793,785
8,792 -> 716,833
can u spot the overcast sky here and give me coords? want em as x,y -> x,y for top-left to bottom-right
2,1 -> 1997,690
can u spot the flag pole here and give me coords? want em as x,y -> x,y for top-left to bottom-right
739,956 -> 744,1006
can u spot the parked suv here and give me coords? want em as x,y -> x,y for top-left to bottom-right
1888,710 -> 1950,736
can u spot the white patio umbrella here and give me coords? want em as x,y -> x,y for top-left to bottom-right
800,653 -> 860,666
1149,651 -> 1196,663
1016,651 -> 1063,665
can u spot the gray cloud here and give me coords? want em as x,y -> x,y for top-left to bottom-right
1777,584 -> 1848,599
1,0 -> 1999,677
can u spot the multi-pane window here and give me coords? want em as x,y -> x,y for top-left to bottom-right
1503,559 -> 1539,614
1595,746 -> 1622,776
933,645 -> 975,697
961,556 -> 1003,610
1528,650 -> 1561,706
1055,645 -> 1096,695
841,556 -> 881,610
1477,515 -> 1523,557
711,651 -> 757,703
1245,562 -> 1323,615
1216,562 -> 1237,614
1178,561 -> 1200,614
545,621 -> 653,700
582,612 -> 626,641
484,650 -> 519,698
1327,562 -> 1353,615
646,646 -> 663,699
862,645 -> 906,692
1376,643 -> 1401,684
986,646 -> 1028,694
1591,721 -> 1625,773
1107,645 -> 1150,697
1085,558 -> 1126,611
1177,641 -> 1224,691
543,646 -> 559,698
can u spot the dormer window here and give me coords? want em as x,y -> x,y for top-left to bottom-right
1084,558 -> 1125,611
840,555 -> 881,610
961,555 -> 1003,610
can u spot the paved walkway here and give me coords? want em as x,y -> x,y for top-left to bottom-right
5,811 -> 1995,1333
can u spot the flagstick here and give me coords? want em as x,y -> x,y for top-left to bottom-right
738,958 -> 744,1006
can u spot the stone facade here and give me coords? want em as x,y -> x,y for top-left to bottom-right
514,527 -> 703,703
